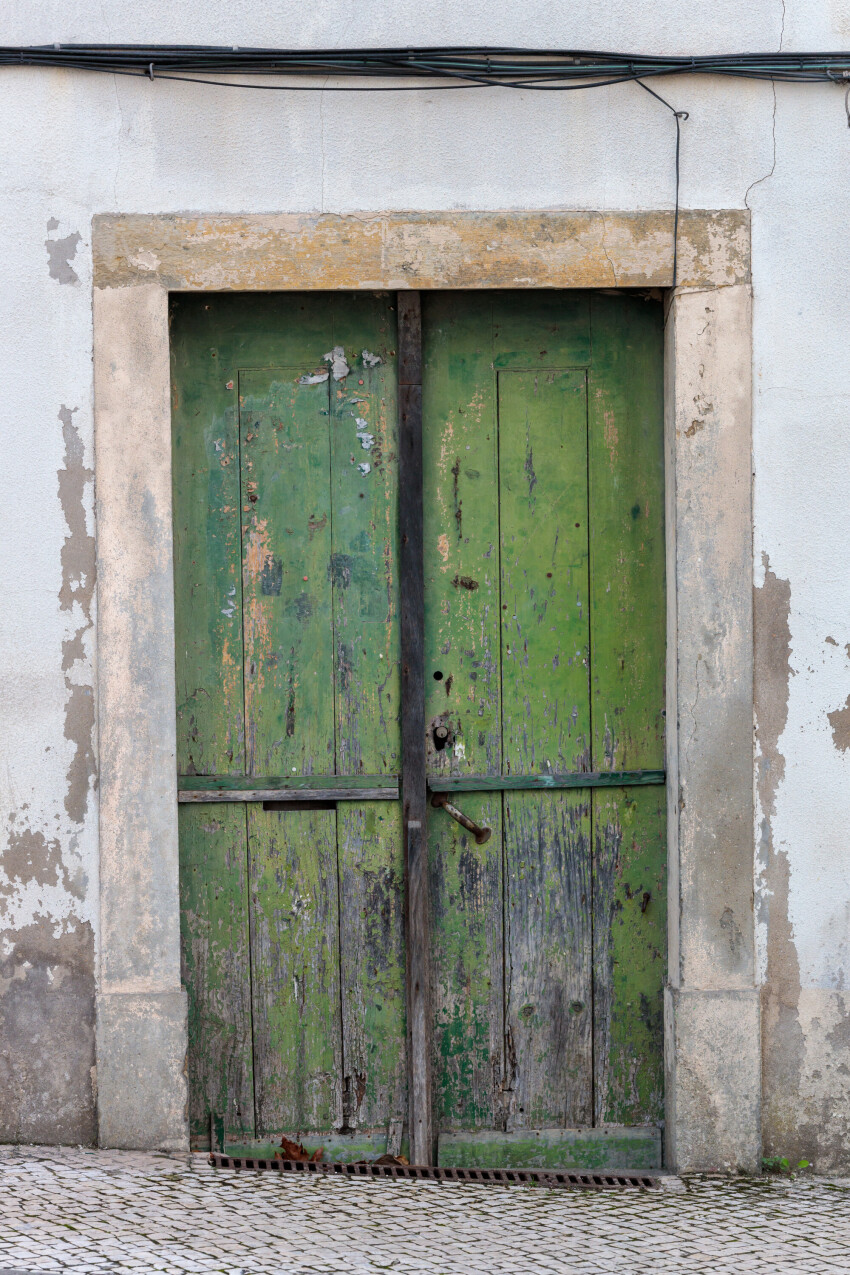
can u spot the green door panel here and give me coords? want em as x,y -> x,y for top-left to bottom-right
588,295 -> 666,1126
423,294 -> 501,779
428,792 -> 504,1129
248,805 -> 342,1134
239,370 -> 336,777
171,317 -> 244,776
503,789 -> 593,1129
328,343 -> 400,774
178,804 -> 254,1143
497,367 -> 590,775
337,802 -> 407,1130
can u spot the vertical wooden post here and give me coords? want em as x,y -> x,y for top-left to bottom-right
397,290 -> 433,1165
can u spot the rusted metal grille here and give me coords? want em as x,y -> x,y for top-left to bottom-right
208,1153 -> 660,1190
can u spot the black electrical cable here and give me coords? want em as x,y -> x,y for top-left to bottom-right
635,81 -> 689,288
2,45 -> 850,87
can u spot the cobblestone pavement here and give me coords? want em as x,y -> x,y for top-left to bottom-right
1,1147 -> 849,1274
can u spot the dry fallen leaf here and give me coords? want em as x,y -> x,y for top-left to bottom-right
275,1135 -> 323,1163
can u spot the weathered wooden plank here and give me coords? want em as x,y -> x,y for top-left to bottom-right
428,792 -> 504,1130
438,1125 -> 661,1171
170,298 -> 244,776
179,804 -> 254,1146
588,294 -> 666,1126
497,368 -> 591,774
398,290 -> 433,1166
328,299 -> 400,774
239,369 -> 335,777
179,787 -> 398,803
592,789 -> 666,1125
497,361 -> 593,1129
588,295 -> 666,772
503,791 -> 592,1129
178,774 -> 398,792
247,805 -> 343,1134
325,303 -> 407,1138
428,771 -> 665,793
422,293 -> 501,779
179,788 -> 397,803
337,802 -> 407,1131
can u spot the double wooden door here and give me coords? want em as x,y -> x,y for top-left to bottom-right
172,290 -> 666,1168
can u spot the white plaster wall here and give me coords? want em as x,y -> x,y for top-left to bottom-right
2,0 -> 849,1161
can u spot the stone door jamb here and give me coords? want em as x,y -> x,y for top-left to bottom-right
91,209 -> 758,1171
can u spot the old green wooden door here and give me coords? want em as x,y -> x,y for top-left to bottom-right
171,290 -> 665,1168
423,294 -> 665,1169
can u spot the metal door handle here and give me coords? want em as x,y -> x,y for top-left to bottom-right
430,791 -> 492,844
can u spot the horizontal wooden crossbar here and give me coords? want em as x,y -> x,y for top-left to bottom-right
428,771 -> 666,792
178,784 -> 398,803
177,770 -> 665,802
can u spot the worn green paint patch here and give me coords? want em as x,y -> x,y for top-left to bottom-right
338,802 -> 407,1130
429,792 -> 503,1129
593,788 -> 666,1125
329,318 -> 400,775
240,370 -> 336,777
588,293 -> 666,1126
179,804 -> 254,1144
587,293 -> 665,773
171,304 -> 244,776
248,805 -> 342,1134
438,1126 -> 661,1170
423,293 -> 501,779
498,368 -> 590,774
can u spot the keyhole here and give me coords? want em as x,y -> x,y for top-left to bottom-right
433,725 -> 449,751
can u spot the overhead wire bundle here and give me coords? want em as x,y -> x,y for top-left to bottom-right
1,45 -> 849,90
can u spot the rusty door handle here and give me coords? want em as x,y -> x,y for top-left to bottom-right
430,791 -> 492,844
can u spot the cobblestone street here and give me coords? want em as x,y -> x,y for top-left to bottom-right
0,1147 -> 849,1274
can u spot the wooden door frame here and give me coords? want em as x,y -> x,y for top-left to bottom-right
91,208 -> 758,1172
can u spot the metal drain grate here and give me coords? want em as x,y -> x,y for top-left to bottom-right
209,1152 -> 660,1190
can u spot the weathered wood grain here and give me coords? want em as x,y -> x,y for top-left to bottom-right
247,805 -> 343,1135
328,297 -> 400,774
179,804 -> 255,1144
422,293 -> 501,778
592,789 -> 666,1125
179,787 -> 398,803
178,774 -> 398,793
337,802 -> 407,1131
427,772 -> 665,792
428,793 -> 504,1130
398,290 -> 434,1166
171,298 -> 244,775
498,367 -> 591,774
240,369 -> 336,777
588,294 -> 666,1126
503,791 -> 593,1129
